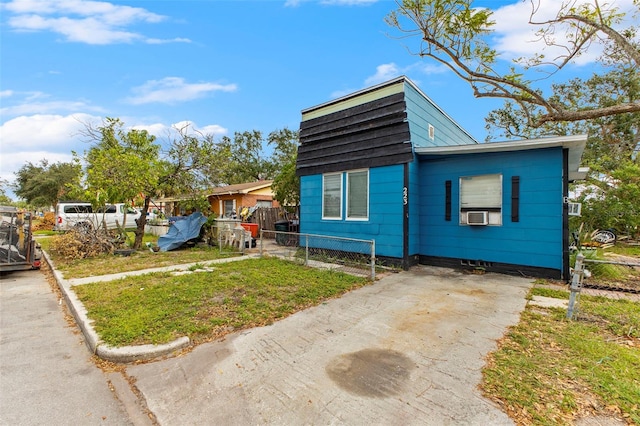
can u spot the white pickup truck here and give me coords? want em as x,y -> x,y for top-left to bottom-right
53,202 -> 141,231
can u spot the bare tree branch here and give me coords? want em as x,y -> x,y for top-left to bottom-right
387,0 -> 640,128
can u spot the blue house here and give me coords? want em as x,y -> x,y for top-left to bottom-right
296,76 -> 587,280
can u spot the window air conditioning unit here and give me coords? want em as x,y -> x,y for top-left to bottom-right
467,211 -> 489,225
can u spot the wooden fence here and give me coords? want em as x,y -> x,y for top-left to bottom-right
247,207 -> 296,231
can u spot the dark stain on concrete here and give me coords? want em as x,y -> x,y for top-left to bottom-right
325,348 -> 414,398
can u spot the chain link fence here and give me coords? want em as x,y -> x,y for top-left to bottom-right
567,253 -> 640,320
258,230 -> 376,280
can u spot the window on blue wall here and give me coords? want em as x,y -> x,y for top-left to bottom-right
459,173 -> 502,225
347,169 -> 369,220
323,173 -> 342,219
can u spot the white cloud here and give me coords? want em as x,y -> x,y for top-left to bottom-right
365,63 -> 401,86
491,0 -> 637,66
171,121 -> 228,138
132,120 -> 228,139
1,98 -> 104,117
331,61 -> 449,99
125,77 -> 238,105
131,122 -> 169,137
0,114 -> 230,195
199,124 -> 228,137
0,90 -> 15,98
363,61 -> 449,88
0,113 -> 97,153
0,113 -> 98,191
2,0 -> 190,45
0,150 -> 75,188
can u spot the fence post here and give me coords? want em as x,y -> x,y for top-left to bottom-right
305,235 -> 309,266
370,240 -> 376,281
259,229 -> 263,257
567,253 -> 585,320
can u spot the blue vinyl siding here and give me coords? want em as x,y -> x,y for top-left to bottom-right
299,165 -> 405,258
404,82 -> 477,148
408,156 -> 420,257
418,147 -> 564,270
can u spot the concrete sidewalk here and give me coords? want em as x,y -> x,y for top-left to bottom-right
126,266 -> 532,425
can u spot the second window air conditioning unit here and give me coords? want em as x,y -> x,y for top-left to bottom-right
467,211 -> 489,225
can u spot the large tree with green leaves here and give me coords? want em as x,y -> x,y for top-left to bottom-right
486,68 -> 640,236
0,179 -> 14,205
268,128 -> 300,211
13,159 -> 82,208
79,118 -> 221,249
386,0 -> 640,127
214,128 -> 300,200
83,118 -> 160,209
216,130 -> 276,184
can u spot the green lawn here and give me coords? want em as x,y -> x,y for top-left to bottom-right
482,286 -> 640,425
72,257 -> 369,347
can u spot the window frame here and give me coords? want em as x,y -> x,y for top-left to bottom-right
459,173 -> 503,226
346,169 -> 369,221
322,172 -> 343,220
223,199 -> 236,217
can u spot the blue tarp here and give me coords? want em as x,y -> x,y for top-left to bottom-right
158,212 -> 207,252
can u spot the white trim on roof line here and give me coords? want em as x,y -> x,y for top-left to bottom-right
414,134 -> 587,155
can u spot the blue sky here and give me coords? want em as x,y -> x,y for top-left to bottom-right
1,0 -> 633,198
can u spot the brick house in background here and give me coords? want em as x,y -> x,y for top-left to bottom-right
207,181 -> 279,218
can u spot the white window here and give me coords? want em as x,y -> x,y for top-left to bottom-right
460,173 -> 502,225
223,199 -> 236,217
347,170 -> 369,220
568,202 -> 581,216
323,173 -> 342,219
256,200 -> 273,208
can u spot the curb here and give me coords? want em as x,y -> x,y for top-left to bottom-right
43,250 -> 194,363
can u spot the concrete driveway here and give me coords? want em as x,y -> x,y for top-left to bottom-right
127,265 -> 532,425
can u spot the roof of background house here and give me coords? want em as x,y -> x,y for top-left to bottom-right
206,181 -> 274,197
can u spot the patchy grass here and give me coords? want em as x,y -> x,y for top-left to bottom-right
50,244 -> 239,279
482,287 -> 640,425
35,235 -> 52,251
33,230 -> 58,236
608,243 -> 640,258
72,257 -> 369,347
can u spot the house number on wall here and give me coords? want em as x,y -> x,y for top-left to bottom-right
403,187 -> 408,205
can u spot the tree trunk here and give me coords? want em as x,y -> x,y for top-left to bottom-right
133,196 -> 151,249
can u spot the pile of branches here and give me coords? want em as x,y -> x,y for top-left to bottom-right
49,226 -> 128,260
32,212 -> 55,232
